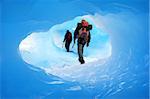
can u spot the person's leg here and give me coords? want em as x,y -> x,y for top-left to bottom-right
78,43 -> 82,58
65,41 -> 69,52
81,44 -> 85,63
78,43 -> 85,64
67,41 -> 69,52
68,41 -> 71,52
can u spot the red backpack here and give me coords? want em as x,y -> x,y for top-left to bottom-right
67,32 -> 72,41
82,21 -> 89,27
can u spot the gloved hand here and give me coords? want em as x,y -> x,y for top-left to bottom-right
86,43 -> 89,47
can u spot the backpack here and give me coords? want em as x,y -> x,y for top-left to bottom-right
82,21 -> 89,27
67,32 -> 72,41
78,28 -> 89,44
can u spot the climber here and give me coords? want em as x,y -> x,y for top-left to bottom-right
63,30 -> 72,52
73,19 -> 92,64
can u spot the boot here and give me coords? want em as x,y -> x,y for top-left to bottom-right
79,57 -> 85,64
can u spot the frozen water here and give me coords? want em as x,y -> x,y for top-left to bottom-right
19,14 -> 112,82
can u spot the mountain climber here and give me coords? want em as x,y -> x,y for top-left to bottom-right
73,19 -> 92,64
63,30 -> 72,52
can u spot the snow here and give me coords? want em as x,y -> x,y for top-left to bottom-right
66,86 -> 82,91
19,14 -> 111,82
44,81 -> 64,85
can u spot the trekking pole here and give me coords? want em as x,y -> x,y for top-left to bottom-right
72,42 -> 75,48
62,41 -> 65,48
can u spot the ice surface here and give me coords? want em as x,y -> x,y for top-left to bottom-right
17,4 -> 148,98
19,14 -> 111,82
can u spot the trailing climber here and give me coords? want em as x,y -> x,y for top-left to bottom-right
63,30 -> 72,52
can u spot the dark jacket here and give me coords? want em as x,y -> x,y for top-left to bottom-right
74,23 -> 91,45
64,31 -> 72,42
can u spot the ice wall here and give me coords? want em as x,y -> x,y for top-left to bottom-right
19,14 -> 111,82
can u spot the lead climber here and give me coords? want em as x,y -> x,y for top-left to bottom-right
73,19 -> 92,64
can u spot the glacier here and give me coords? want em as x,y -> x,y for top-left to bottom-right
2,0 -> 148,98
19,14 -> 112,82
18,9 -> 148,98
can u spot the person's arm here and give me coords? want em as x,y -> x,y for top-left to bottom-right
63,33 -> 67,42
74,26 -> 79,43
74,23 -> 82,43
74,29 -> 77,43
87,31 -> 91,47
